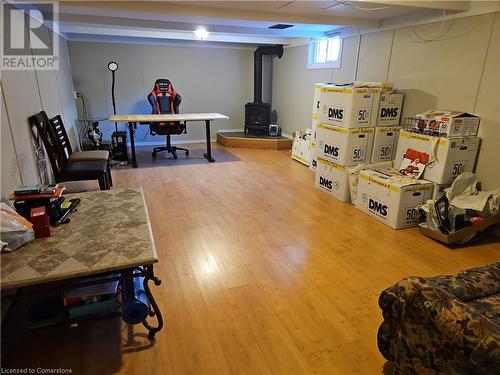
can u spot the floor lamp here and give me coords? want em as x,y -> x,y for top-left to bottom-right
108,61 -> 118,132
107,61 -> 127,166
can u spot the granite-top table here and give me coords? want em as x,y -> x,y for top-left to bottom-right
1,187 -> 163,337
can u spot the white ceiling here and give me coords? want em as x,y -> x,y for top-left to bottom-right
56,1 -> 481,46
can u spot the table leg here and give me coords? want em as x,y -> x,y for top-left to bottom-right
128,122 -> 138,168
142,264 -> 164,338
203,120 -> 215,162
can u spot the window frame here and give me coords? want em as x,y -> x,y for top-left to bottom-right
307,34 -> 343,69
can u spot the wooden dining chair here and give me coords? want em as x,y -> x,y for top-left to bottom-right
29,112 -> 111,190
49,115 -> 112,186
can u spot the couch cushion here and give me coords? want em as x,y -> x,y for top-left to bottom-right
468,294 -> 500,321
426,262 -> 500,303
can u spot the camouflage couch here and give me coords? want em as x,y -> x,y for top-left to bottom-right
377,262 -> 500,374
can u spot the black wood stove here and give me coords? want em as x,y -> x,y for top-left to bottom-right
244,45 -> 283,135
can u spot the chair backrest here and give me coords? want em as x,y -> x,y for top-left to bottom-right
28,111 -> 66,178
147,79 -> 184,135
49,115 -> 73,160
147,79 -> 181,115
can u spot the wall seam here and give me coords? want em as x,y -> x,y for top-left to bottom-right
52,36 -> 67,128
25,11 -> 44,184
353,28 -> 362,81
1,83 -> 24,185
385,29 -> 396,82
472,12 -> 497,112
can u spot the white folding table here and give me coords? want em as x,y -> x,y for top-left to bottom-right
109,113 -> 229,168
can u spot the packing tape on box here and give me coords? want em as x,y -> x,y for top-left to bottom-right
318,157 -> 347,172
321,87 -> 381,94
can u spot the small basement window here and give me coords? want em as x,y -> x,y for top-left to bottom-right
308,34 -> 342,69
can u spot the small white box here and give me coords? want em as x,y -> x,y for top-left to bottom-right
371,126 -> 401,163
355,169 -> 434,229
376,93 -> 404,127
316,123 -> 374,167
395,131 -> 480,184
413,110 -> 480,137
315,157 -> 350,202
312,83 -> 324,116
319,84 -> 381,128
291,129 -> 313,166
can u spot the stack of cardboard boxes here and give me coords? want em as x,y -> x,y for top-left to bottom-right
293,82 -> 482,230
309,82 -> 325,171
354,110 -> 481,229
313,82 -> 404,203
292,83 -> 324,168
306,82 -> 482,230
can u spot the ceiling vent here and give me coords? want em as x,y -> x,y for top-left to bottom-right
269,24 -> 294,30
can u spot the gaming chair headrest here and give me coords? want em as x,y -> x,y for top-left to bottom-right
152,79 -> 174,95
148,79 -> 181,115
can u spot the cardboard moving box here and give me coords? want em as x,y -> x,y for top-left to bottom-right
395,131 -> 480,184
315,158 -> 350,202
292,129 -> 313,166
371,126 -> 401,163
311,115 -> 320,141
348,161 -> 393,205
376,93 -> 404,127
316,123 -> 374,167
319,84 -> 381,128
354,81 -> 394,93
355,169 -> 434,229
312,83 -> 324,116
412,110 -> 480,137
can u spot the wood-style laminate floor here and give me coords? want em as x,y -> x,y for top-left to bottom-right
4,144 -> 499,374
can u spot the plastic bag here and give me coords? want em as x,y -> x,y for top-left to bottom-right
1,202 -> 34,252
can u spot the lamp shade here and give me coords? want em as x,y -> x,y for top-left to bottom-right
107,61 -> 118,72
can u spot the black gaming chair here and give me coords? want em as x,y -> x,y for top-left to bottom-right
147,79 -> 189,159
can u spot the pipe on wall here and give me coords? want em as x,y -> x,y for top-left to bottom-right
253,44 -> 284,103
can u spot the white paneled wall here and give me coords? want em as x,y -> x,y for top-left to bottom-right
0,18 -> 78,199
387,14 -> 494,116
1,86 -> 22,197
356,30 -> 393,82
1,67 -> 43,187
68,41 -> 254,143
273,12 -> 500,190
474,13 -> 500,191
56,38 -> 79,149
271,44 -> 332,135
